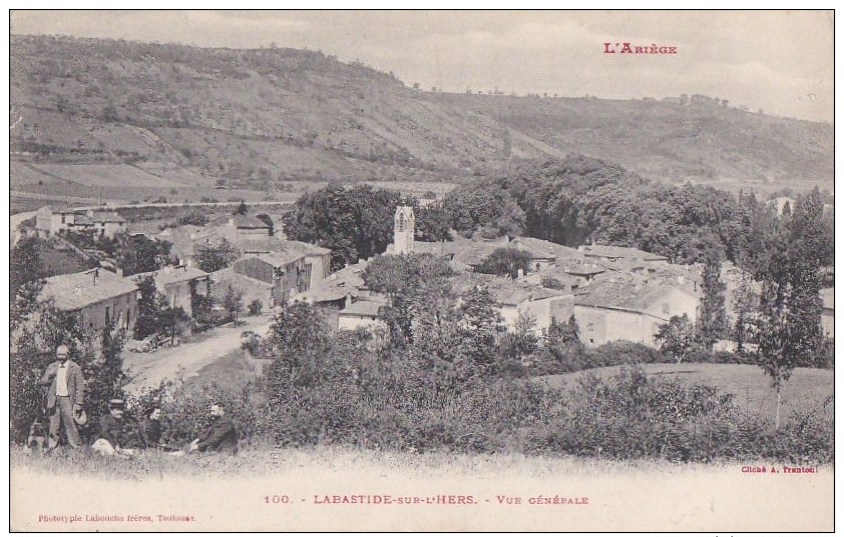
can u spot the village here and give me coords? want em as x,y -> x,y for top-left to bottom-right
21,199 -> 834,393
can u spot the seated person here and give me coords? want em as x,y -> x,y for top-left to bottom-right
91,399 -> 134,457
188,402 -> 239,455
138,407 -> 166,449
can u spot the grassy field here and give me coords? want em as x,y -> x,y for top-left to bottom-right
537,363 -> 834,426
10,445 -> 833,531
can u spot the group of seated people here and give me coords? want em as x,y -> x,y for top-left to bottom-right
90,399 -> 239,457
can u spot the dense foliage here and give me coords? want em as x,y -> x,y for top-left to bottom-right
284,184 -> 453,269
194,238 -> 239,273
441,155 -> 833,273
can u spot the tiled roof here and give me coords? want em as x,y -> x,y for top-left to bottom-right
209,267 -> 274,289
300,261 -> 368,303
561,261 -> 605,276
453,272 -> 568,306
41,268 -> 138,311
574,278 -> 686,314
239,237 -> 331,257
580,244 -> 668,261
72,215 -> 95,226
415,237 -> 506,267
509,237 -> 583,261
519,267 -> 581,288
131,266 -> 209,287
340,299 -> 385,317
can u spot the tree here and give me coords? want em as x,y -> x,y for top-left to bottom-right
731,270 -> 758,356
362,253 -> 455,346
415,205 -> 452,242
118,233 -> 171,277
222,284 -> 244,321
458,284 -> 505,373
83,323 -> 128,419
497,311 -> 537,377
654,314 -> 696,363
194,238 -> 239,273
441,182 -> 516,238
133,275 -> 189,342
755,197 -> 824,430
134,275 -> 161,340
233,200 -> 248,215
697,254 -> 727,351
264,302 -> 331,389
474,247 -> 533,279
11,235 -> 44,301
283,184 -> 407,269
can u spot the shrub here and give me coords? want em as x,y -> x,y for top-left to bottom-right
247,299 -> 263,316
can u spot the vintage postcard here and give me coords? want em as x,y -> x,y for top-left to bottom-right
8,9 -> 834,532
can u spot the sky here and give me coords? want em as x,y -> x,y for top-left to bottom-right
10,10 -> 834,123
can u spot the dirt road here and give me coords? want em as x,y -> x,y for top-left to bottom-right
122,314 -> 272,395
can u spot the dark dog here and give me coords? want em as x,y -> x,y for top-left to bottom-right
27,418 -> 48,455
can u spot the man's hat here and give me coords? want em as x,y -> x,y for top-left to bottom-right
73,408 -> 87,425
108,398 -> 125,408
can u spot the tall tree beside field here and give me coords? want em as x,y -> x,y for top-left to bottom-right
755,191 -> 825,430
697,253 -> 727,351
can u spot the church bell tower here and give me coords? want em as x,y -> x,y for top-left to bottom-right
393,206 -> 415,254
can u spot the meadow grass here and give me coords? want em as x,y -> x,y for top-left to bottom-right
537,363 -> 833,425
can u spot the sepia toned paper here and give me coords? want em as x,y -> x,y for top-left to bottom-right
8,9 -> 834,532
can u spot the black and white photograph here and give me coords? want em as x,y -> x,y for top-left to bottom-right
8,9 -> 834,532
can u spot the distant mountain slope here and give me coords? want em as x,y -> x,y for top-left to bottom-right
437,93 -> 833,186
10,35 -> 509,188
11,35 -> 833,192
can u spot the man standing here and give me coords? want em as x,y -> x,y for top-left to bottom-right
189,403 -> 239,455
39,344 -> 85,450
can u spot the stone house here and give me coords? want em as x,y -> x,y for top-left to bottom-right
40,267 -> 139,333
453,272 -> 574,334
130,265 -> 210,318
337,297 -> 388,331
573,275 -> 698,348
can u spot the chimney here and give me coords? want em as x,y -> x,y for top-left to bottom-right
92,268 -> 100,286
228,217 -> 235,226
678,275 -> 686,285
116,267 -> 123,278
517,268 -> 524,278
74,284 -> 83,296
345,294 -> 353,308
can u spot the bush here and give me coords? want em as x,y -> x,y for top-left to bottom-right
247,299 -> 263,316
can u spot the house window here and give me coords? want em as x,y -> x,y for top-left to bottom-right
61,214 -> 66,224
397,213 -> 406,232
662,303 -> 670,315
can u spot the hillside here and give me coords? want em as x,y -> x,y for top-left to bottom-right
10,35 -> 833,199
441,93 -> 833,190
